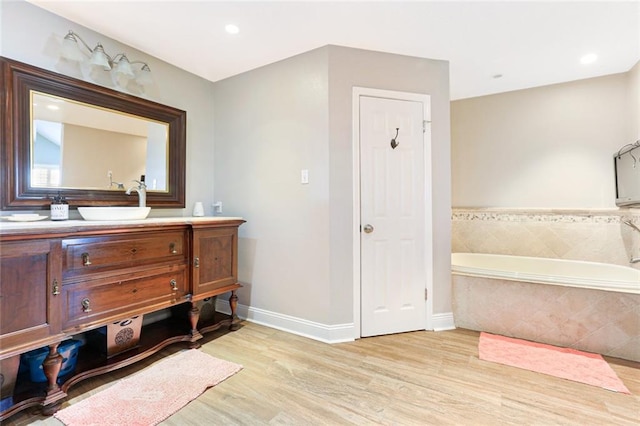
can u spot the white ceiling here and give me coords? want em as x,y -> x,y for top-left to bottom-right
28,0 -> 640,100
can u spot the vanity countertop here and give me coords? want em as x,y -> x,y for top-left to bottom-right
0,216 -> 245,236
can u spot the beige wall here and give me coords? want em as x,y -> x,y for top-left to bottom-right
62,125 -> 145,188
213,47 -> 332,324
1,0 -> 215,216
213,46 -> 451,331
627,61 -> 640,141
451,71 -> 634,209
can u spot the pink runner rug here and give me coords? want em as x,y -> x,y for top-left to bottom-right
54,349 -> 242,426
478,332 -> 630,394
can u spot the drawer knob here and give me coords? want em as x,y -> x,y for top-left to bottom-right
81,252 -> 92,266
170,279 -> 178,291
169,242 -> 177,254
81,298 -> 92,313
52,279 -> 60,296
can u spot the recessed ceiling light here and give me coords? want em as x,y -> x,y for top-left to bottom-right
580,53 -> 598,65
492,74 -> 503,79
225,24 -> 239,35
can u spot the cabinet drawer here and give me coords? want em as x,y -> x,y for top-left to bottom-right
63,231 -> 187,277
62,265 -> 188,330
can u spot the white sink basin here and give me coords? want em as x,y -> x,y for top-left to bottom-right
77,207 -> 151,221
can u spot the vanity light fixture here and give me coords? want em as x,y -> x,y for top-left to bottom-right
61,30 -> 153,86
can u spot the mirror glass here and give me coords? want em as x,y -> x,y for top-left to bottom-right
31,92 -> 169,192
1,56 -> 186,210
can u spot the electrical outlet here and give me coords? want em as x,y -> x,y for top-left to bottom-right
213,202 -> 223,214
301,169 -> 309,184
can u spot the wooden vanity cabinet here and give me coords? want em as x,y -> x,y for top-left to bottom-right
0,239 -> 64,357
0,218 -> 244,421
187,224 -> 242,337
192,226 -> 239,297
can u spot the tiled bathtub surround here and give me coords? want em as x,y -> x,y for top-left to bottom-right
452,208 -> 640,362
452,209 -> 640,268
453,275 -> 640,362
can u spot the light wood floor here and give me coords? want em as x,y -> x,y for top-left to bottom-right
5,322 -> 640,425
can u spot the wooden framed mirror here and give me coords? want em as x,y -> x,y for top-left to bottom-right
1,56 -> 186,210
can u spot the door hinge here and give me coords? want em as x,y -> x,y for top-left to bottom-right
425,289 -> 428,300
422,120 -> 431,133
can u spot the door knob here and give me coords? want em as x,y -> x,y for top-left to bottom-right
363,224 -> 374,234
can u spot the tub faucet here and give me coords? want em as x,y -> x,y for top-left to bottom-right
623,220 -> 640,233
631,257 -> 640,264
126,179 -> 147,207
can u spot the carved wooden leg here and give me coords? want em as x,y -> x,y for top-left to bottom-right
42,343 -> 65,406
188,301 -> 203,343
229,290 -> 239,331
41,402 -> 62,416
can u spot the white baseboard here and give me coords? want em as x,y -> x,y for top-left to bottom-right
217,300 -> 455,342
432,312 -> 456,331
216,300 -> 355,344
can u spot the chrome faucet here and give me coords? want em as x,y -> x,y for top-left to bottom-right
623,220 -> 640,233
108,171 -> 125,189
624,220 -> 640,263
126,179 -> 147,207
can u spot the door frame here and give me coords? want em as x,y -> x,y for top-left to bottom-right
352,87 -> 433,339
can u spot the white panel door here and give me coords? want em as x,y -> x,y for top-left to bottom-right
360,95 -> 427,337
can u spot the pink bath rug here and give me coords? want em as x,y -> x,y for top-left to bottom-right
54,349 -> 242,426
478,332 -> 630,394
